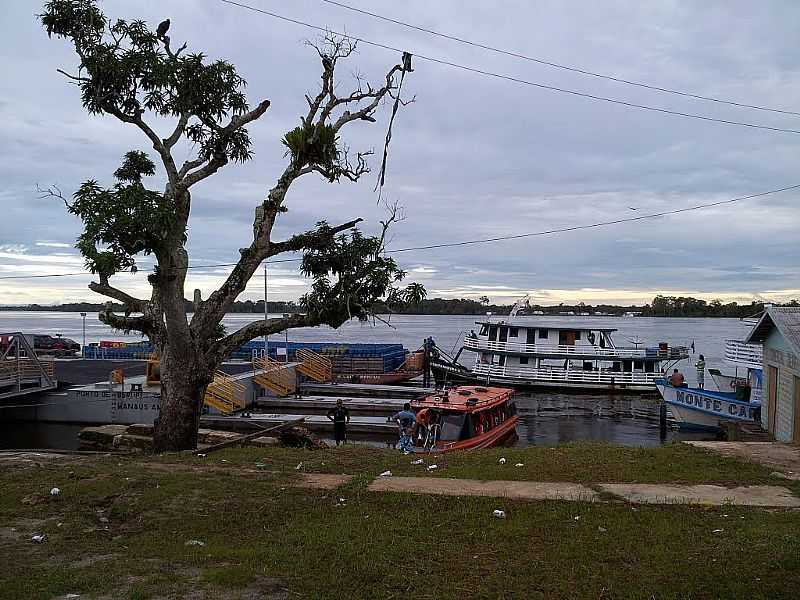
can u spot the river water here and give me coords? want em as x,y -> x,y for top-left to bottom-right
0,312 -> 752,449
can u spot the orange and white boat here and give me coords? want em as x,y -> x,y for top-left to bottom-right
410,385 -> 519,452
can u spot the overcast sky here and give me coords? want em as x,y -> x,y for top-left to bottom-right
2,0 -> 800,306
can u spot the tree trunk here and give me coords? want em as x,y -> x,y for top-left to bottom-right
152,343 -> 209,452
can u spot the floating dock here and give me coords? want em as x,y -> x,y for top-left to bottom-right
255,394 -> 407,415
299,381 -> 433,398
200,413 -> 398,435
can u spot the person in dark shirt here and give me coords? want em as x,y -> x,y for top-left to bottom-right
392,402 -> 417,453
327,399 -> 350,446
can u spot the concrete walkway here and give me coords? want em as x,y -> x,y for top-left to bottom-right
599,483 -> 800,507
369,476 -> 598,502
364,476 -> 800,507
685,441 -> 800,480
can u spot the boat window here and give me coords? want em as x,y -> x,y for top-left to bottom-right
575,331 -> 581,340
479,324 -> 488,336
498,355 -> 506,366
499,327 -> 508,342
439,413 -> 466,441
519,356 -> 529,365
489,326 -> 498,341
634,360 -> 643,371
526,328 -> 536,344
509,327 -> 518,338
538,329 -> 548,339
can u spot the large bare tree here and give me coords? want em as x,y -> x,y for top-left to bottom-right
40,1 -> 418,451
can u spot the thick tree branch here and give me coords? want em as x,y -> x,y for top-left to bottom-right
268,218 -> 363,256
210,313 -> 315,363
102,105 -> 180,185
180,99 -> 271,189
89,279 -> 148,313
164,113 -> 188,149
98,309 -> 154,336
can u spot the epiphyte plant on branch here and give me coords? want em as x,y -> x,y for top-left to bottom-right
39,0 -> 421,451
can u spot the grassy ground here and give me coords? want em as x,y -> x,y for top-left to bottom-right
1,444 -> 799,599
159,441 -> 795,487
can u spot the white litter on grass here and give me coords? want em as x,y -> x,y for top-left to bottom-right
197,453 -> 207,458
50,487 -> 61,496
514,463 -> 524,468
31,534 -> 47,543
185,539 -> 206,546
492,510 -> 506,519
220,459 -> 228,463
338,498 -> 346,503
379,470 -> 392,477
427,464 -> 438,471
65,594 -> 81,599
295,462 -> 303,470
410,458 -> 424,465
573,516 -> 581,521
712,529 -> 724,534
597,526 -> 607,533
498,458 -> 506,464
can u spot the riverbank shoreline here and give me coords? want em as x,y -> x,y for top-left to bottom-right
2,442 -> 798,599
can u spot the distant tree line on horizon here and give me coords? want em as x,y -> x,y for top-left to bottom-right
2,295 -> 797,318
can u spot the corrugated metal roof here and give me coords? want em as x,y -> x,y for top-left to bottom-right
744,306 -> 800,356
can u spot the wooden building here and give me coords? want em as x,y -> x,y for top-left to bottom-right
745,307 -> 800,443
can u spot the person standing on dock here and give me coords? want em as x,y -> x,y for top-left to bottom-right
393,403 -> 417,453
695,354 -> 706,389
327,399 -> 350,446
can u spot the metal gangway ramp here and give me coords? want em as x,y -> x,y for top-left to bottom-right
0,333 -> 58,400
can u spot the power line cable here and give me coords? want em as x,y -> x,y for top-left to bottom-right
217,0 -> 800,135
2,182 -> 797,281
318,0 -> 800,117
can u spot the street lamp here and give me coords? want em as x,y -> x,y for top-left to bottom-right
283,313 -> 290,362
80,312 -> 87,357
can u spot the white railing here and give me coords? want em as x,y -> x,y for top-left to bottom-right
471,363 -> 660,385
724,340 -> 763,369
463,337 -> 688,360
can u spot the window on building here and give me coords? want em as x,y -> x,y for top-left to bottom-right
519,356 -> 529,365
509,327 -> 518,337
498,355 -> 506,366
538,329 -> 548,339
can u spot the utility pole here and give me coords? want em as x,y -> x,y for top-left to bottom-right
80,312 -> 87,357
264,262 -> 269,359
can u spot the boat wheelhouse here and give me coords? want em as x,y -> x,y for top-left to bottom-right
410,385 -> 518,452
430,320 -> 689,392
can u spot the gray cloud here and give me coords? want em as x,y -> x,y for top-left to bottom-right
2,0 -> 799,305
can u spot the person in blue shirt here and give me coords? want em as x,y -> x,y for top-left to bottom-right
393,403 -> 416,453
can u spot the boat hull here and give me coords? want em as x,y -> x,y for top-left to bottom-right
656,379 -> 760,431
332,370 -> 421,385
443,415 -> 519,451
421,415 -> 519,453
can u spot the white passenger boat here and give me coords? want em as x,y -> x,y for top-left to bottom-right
430,317 -> 689,393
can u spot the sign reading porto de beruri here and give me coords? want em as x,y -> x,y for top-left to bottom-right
674,389 -> 757,420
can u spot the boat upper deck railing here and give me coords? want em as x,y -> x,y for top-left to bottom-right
463,337 -> 689,359
472,363 -> 660,385
724,340 -> 763,369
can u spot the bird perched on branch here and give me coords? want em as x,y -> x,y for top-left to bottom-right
156,19 -> 170,39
